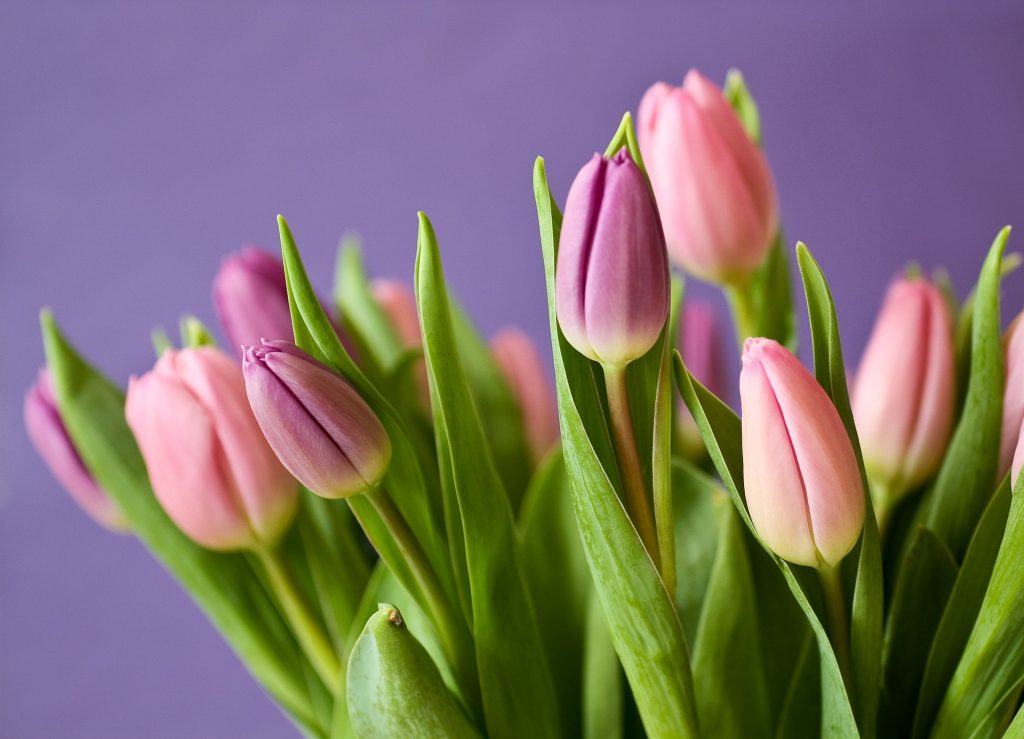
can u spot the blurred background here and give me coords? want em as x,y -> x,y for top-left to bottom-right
3,2 -> 1024,736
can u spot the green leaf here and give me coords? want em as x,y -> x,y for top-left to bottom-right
40,311 -> 327,738
603,111 -> 647,175
582,593 -> 624,739
674,358 -> 859,738
724,68 -> 761,145
535,157 -> 699,738
751,232 -> 796,350
924,228 -> 1010,559
692,503 -> 771,738
151,326 -> 173,356
416,212 -> 560,739
796,242 -> 883,737
774,633 -> 821,739
912,479 -> 1012,738
346,606 -> 481,739
930,477 -> 1024,738
179,315 -> 217,348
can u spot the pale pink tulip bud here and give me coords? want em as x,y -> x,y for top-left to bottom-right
998,312 -> 1024,478
555,150 -> 670,366
638,70 -> 778,284
371,279 -> 422,348
125,347 -> 297,550
24,369 -> 129,532
852,277 -> 955,496
677,300 -> 726,458
490,328 -> 559,464
741,338 -> 865,568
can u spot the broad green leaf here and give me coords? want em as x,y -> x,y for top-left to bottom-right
692,503 -> 771,738
878,528 -> 957,737
912,479 -> 1012,738
535,157 -> 699,738
774,633 -> 821,739
796,242 -> 882,737
675,359 -> 858,737
346,606 -> 481,739
41,312 -> 327,738
416,212 -> 559,739
582,594 -> 624,739
931,477 -> 1024,737
923,228 -> 1010,559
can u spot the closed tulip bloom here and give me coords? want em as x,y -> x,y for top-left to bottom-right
677,300 -> 726,458
638,70 -> 778,284
852,277 -> 954,497
491,328 -> 559,464
24,369 -> 129,532
998,312 -> 1024,478
555,150 -> 670,366
213,247 -> 294,355
244,340 -> 391,499
372,279 -> 422,348
741,338 -> 864,568
126,348 -> 297,550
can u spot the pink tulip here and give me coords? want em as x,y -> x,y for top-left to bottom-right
741,338 -> 864,568
213,247 -> 294,356
998,312 -> 1024,478
125,347 -> 297,550
677,300 -> 726,458
852,277 -> 955,497
490,328 -> 560,464
24,369 -> 129,532
372,279 -> 422,348
638,70 -> 778,284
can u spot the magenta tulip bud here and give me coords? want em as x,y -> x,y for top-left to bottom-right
852,277 -> 955,497
125,347 -> 297,551
677,300 -> 726,459
741,338 -> 865,568
372,279 -> 422,349
998,312 -> 1024,478
555,150 -> 670,366
490,328 -> 560,464
243,340 -> 391,499
24,369 -> 129,532
638,70 -> 778,284
213,247 -> 294,355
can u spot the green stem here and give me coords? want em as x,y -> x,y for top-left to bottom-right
364,487 -> 481,714
725,279 -> 758,347
257,546 -> 342,695
818,562 -> 852,691
602,364 -> 660,566
872,481 -> 896,544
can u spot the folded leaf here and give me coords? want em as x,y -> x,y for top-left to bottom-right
582,593 -> 624,739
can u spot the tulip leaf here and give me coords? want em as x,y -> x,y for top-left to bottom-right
724,68 -> 761,146
40,311 -> 328,738
346,606 -> 481,739
912,478 -> 1013,738
752,231 -> 797,350
151,326 -> 173,356
674,358 -> 859,738
415,211 -> 560,739
582,593 -> 624,739
929,476 -> 1024,738
923,227 -> 1010,559
535,157 -> 700,738
692,502 -> 772,738
796,242 -> 883,737
775,633 -> 821,738
179,315 -> 217,348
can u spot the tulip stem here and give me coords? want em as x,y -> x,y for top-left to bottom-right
872,483 -> 895,543
257,547 -> 342,696
725,280 -> 758,347
603,364 -> 661,566
818,562 -> 852,691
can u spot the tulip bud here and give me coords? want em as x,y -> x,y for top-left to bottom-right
998,312 -> 1024,478
638,70 -> 778,284
490,328 -> 559,464
24,369 -> 129,532
213,247 -> 294,355
852,277 -> 955,497
677,300 -> 726,459
243,340 -> 391,499
555,150 -> 670,366
372,279 -> 422,349
741,338 -> 864,568
125,347 -> 297,550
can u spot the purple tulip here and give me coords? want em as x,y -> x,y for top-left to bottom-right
491,328 -> 559,464
677,300 -> 726,459
243,340 -> 391,499
555,150 -> 670,367
24,369 -> 129,532
213,247 -> 294,355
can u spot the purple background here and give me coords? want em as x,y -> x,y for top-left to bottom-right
4,2 -> 1024,736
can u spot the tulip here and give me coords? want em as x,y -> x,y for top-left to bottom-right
24,369 -> 129,532
741,338 -> 864,568
998,312 -> 1024,478
852,277 -> 955,503
676,300 -> 726,459
243,340 -> 391,499
125,347 -> 297,550
555,149 -> 670,367
213,247 -> 294,355
490,328 -> 560,464
638,70 -> 778,284
372,279 -> 422,349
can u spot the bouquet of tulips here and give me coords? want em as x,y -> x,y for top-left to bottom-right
25,67 -> 1024,739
